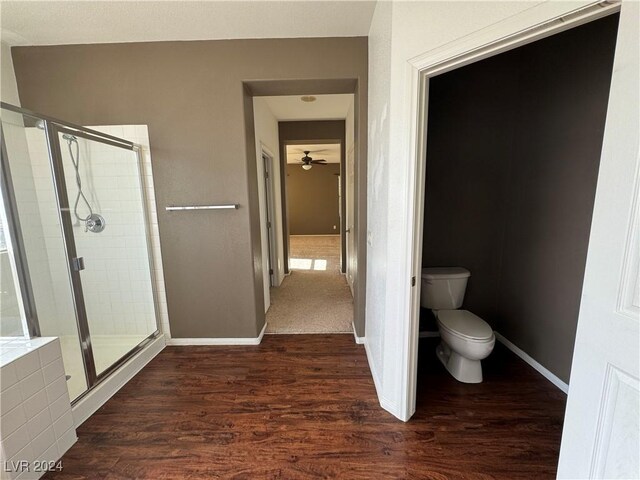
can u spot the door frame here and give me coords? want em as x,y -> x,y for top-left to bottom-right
261,147 -> 278,288
345,140 -> 356,296
400,0 -> 622,421
280,138 -> 345,273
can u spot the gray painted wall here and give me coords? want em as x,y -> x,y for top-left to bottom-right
422,14 -> 619,382
12,37 -> 367,339
287,163 -> 340,235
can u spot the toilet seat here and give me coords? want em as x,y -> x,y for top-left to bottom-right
437,310 -> 493,342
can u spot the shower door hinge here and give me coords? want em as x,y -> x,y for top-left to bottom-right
267,221 -> 271,229
411,276 -> 416,287
269,268 -> 274,275
71,257 -> 85,271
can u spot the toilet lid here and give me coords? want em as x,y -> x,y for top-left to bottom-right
438,310 -> 493,340
422,267 -> 470,280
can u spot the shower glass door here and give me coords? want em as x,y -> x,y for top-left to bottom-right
2,102 -> 161,403
1,109 -> 88,401
50,125 -> 158,383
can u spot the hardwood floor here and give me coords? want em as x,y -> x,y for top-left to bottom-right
46,335 -> 566,479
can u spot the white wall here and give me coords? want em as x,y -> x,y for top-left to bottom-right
366,0 -> 597,420
365,0 -> 393,411
253,97 -> 284,313
1,42 -> 20,105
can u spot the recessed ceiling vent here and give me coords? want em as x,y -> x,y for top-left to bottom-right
300,95 -> 317,103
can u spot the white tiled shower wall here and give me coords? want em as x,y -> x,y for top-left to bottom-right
0,338 -> 76,480
23,125 -> 170,338
91,125 -> 170,338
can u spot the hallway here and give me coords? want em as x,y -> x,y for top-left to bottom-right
265,235 -> 353,334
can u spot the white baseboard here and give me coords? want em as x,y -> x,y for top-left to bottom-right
352,322 -> 365,344
363,339 -> 396,416
167,323 -> 267,346
72,334 -> 166,427
494,332 -> 569,394
419,331 -> 440,338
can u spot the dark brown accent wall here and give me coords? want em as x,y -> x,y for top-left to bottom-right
422,14 -> 619,382
12,37 -> 367,339
287,163 -> 341,235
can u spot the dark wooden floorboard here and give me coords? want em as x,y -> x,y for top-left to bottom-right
46,335 -> 566,479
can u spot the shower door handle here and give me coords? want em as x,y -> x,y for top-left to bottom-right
71,257 -> 85,271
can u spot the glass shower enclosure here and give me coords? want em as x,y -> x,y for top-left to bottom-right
0,102 -> 160,402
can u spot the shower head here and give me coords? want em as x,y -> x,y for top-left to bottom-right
35,120 -> 46,130
63,133 -> 77,142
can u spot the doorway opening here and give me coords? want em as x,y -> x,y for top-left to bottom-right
285,141 -> 342,267
406,4 -> 623,475
250,92 -> 357,335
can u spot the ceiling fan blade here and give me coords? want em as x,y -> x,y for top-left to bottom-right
292,149 -> 332,157
311,159 -> 327,164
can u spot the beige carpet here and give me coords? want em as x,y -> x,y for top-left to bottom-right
266,235 -> 353,334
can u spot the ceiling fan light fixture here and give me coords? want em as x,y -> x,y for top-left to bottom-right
300,95 -> 317,103
302,164 -> 312,170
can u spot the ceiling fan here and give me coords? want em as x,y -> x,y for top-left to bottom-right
299,151 -> 327,170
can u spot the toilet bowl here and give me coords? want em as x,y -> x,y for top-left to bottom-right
421,267 -> 495,383
435,309 -> 495,383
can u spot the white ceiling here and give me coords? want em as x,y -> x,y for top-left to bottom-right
262,94 -> 353,121
287,144 -> 340,164
0,1 -> 376,46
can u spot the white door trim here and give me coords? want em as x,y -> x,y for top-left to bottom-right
399,0 -> 621,421
261,146 -> 278,288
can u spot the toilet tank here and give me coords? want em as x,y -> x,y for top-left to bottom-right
421,267 -> 471,310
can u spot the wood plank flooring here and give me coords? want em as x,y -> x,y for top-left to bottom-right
45,335 -> 566,479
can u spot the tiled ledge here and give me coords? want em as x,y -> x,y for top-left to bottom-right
0,338 -> 58,368
0,337 -> 77,480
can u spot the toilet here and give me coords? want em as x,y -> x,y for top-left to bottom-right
421,267 -> 495,383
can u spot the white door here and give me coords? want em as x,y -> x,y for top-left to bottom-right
557,3 -> 639,478
263,153 -> 277,288
346,145 -> 356,294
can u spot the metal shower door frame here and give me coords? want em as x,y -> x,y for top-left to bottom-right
0,125 -> 41,338
45,123 -> 110,388
1,101 -> 162,403
45,122 -> 161,396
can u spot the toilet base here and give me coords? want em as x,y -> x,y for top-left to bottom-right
436,342 -> 484,383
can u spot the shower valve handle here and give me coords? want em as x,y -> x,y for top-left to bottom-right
84,213 -> 106,233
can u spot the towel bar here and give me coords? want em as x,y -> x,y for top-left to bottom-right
165,204 -> 239,211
